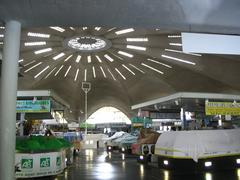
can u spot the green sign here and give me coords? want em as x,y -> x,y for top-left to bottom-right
40,157 -> 50,168
16,100 -> 51,113
21,159 -> 33,169
56,157 -> 61,167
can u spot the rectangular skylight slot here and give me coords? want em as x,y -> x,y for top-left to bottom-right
118,51 -> 133,58
127,45 -> 146,51
53,52 -> 65,60
147,58 -> 172,68
126,38 -> 148,42
169,43 -> 182,46
165,48 -> 202,57
100,66 -> 106,78
122,64 -> 135,75
24,62 -> 43,72
34,66 -> 50,78
70,27 -> 75,30
115,68 -> 126,80
27,32 -> 50,38
64,54 -> 73,62
84,69 -> 87,81
104,54 -> 114,62
107,68 -> 116,81
18,59 -> 24,63
83,27 -> 88,30
115,28 -> 134,35
54,65 -> 64,76
168,35 -> 181,38
87,55 -> 91,63
50,26 -> 65,32
64,66 -> 72,77
24,41 -> 46,46
24,60 -> 36,67
95,55 -> 102,63
45,67 -> 56,79
129,64 -> 145,73
74,69 -> 79,81
34,48 -> 52,54
107,27 -> 116,32
161,54 -> 196,65
76,55 -> 81,63
0,34 -> 4,37
109,53 -> 123,60
92,66 -> 96,78
141,63 -> 164,74
95,27 -> 101,31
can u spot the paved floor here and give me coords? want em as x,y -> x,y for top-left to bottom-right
23,149 -> 240,180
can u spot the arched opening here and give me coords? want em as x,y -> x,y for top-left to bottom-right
86,106 -> 131,125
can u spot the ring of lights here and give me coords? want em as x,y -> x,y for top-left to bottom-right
63,35 -> 112,52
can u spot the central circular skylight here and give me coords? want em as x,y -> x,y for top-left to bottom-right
65,36 -> 112,52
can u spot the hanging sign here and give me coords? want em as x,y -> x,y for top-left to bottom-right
205,101 -> 240,115
16,100 -> 51,113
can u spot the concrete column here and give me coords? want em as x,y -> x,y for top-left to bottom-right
0,20 -> 21,180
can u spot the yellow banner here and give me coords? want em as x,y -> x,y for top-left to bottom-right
205,101 -> 240,115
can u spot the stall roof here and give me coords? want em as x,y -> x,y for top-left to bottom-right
132,92 -> 240,110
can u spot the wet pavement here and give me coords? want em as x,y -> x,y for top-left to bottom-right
22,149 -> 240,180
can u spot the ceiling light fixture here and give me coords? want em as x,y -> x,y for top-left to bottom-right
161,54 -> 196,65
64,54 -> 73,62
76,55 -> 81,63
95,27 -> 101,31
27,32 -> 50,38
54,65 -> 64,76
18,59 -> 24,63
45,67 -> 56,79
141,63 -> 164,74
107,27 -> 116,32
126,38 -> 148,42
0,42 -> 3,45
100,66 -> 106,78
34,48 -> 52,54
74,69 -> 79,81
107,68 -> 116,81
53,52 -> 65,60
0,27 -> 5,29
24,62 -> 43,73
84,69 -> 87,81
122,64 -> 135,75
118,51 -> 133,58
34,66 -> 50,78
50,26 -> 65,32
127,45 -> 146,51
109,52 -> 123,60
0,34 -> 4,37
24,60 -> 36,67
147,58 -> 172,68
95,55 -> 102,63
115,68 -> 126,80
70,27 -> 75,30
87,55 -> 91,63
129,64 -> 145,73
82,27 -> 88,30
92,66 -> 96,78
64,66 -> 72,77
168,35 -> 181,38
104,54 -> 114,62
165,48 -> 202,57
115,28 -> 134,35
169,43 -> 182,46
24,41 -> 46,46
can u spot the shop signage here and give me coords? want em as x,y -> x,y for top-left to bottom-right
205,101 -> 240,115
16,100 -> 51,113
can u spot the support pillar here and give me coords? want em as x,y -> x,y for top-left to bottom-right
0,20 -> 21,180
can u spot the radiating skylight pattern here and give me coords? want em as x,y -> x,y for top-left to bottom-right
34,66 -> 50,78
164,49 -> 202,57
115,28 -> 134,35
147,58 -> 172,68
34,48 -> 52,54
115,68 -> 126,80
24,62 -> 43,72
122,64 -> 135,75
24,42 -> 46,46
64,66 -> 72,77
161,54 -> 196,65
64,55 -> 73,62
126,38 -> 148,42
118,51 -> 133,58
74,69 -> 79,81
50,26 -> 65,32
141,63 -> 164,74
96,55 -> 102,63
129,64 -> 145,74
109,53 -> 123,60
45,67 -> 56,79
53,52 -> 65,60
92,66 -> 96,78
76,55 -> 81,63
27,32 -> 50,38
100,66 -> 106,78
127,45 -> 146,51
107,68 -> 116,81
54,65 -> 64,76
104,54 -> 114,62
